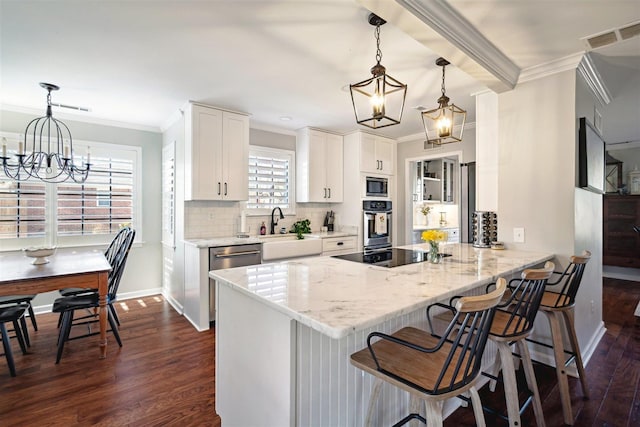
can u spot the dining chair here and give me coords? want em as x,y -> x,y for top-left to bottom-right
52,227 -> 135,363
0,294 -> 38,332
0,303 -> 29,377
526,251 -> 591,425
428,261 -> 554,427
350,278 -> 507,427
57,227 -> 135,327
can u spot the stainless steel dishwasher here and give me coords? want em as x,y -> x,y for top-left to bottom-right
209,243 -> 262,322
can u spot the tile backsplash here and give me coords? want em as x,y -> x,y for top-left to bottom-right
184,201 -> 343,239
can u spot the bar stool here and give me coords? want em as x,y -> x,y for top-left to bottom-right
428,261 -> 554,427
350,278 -> 507,427
526,251 -> 591,425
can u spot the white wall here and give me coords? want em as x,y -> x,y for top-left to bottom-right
494,70 -> 604,361
0,109 -> 163,309
395,129 -> 476,245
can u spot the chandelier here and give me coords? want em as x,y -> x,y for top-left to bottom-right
422,58 -> 466,146
1,83 -> 90,183
349,13 -> 407,129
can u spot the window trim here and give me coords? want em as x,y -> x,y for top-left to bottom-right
0,131 -> 142,251
247,146 -> 295,216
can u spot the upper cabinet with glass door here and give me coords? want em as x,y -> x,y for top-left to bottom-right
416,158 -> 455,204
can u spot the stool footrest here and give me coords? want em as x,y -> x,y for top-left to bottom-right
526,337 -> 577,363
392,413 -> 426,427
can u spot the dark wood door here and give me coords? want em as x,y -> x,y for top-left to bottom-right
603,195 -> 640,267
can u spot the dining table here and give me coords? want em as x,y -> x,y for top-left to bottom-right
0,249 -> 112,358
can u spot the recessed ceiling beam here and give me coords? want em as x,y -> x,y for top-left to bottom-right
357,0 -> 520,93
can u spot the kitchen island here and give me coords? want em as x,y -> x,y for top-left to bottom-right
210,243 -> 553,426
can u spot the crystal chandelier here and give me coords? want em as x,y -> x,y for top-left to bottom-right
1,83 -> 90,183
349,13 -> 407,129
422,58 -> 466,146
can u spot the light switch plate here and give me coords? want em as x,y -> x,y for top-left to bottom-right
513,227 -> 525,243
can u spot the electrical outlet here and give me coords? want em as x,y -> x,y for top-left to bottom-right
513,227 -> 525,243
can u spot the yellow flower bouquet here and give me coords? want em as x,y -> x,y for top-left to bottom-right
422,230 -> 448,263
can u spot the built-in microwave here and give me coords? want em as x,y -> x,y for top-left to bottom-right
365,176 -> 388,198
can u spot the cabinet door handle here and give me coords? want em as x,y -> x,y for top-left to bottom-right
337,241 -> 344,246
328,188 -> 331,199
218,182 -> 221,195
324,188 -> 327,198
380,160 -> 383,170
224,182 -> 228,196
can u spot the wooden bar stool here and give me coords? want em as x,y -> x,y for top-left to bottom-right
350,278 -> 507,427
484,262 -> 554,427
427,261 -> 554,427
527,251 -> 591,425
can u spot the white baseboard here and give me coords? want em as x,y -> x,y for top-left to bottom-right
162,290 -> 184,315
32,287 -> 162,315
528,321 -> 606,376
183,311 -> 210,332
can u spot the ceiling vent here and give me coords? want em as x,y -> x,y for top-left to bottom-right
583,20 -> 640,50
619,22 -> 640,40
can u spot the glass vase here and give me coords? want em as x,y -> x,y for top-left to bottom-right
428,241 -> 440,264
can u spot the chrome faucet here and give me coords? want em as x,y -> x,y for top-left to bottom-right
270,207 -> 284,234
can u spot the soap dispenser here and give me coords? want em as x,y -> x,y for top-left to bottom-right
260,221 -> 266,235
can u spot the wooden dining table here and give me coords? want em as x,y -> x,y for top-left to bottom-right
0,250 -> 112,358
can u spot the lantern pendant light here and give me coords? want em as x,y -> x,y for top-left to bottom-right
350,13 -> 407,129
422,58 -> 466,146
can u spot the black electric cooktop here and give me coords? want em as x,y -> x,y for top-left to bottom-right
332,248 -> 431,268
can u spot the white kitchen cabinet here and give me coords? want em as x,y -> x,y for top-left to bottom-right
359,132 -> 394,175
441,158 -> 455,203
184,102 -> 249,201
321,235 -> 357,256
296,128 -> 343,203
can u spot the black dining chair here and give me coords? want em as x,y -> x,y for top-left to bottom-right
57,227 -> 135,327
52,227 -> 135,363
0,295 -> 38,333
0,303 -> 29,377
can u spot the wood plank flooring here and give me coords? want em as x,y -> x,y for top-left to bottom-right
0,295 -> 220,427
445,276 -> 640,427
0,277 -> 638,426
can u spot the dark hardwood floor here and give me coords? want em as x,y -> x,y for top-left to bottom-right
0,295 -> 220,427
1,277 -> 638,426
445,276 -> 640,427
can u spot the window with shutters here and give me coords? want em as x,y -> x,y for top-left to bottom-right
0,133 -> 141,249
247,147 -> 295,214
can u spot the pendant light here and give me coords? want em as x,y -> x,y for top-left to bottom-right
422,58 -> 466,146
350,13 -> 407,129
1,83 -> 90,183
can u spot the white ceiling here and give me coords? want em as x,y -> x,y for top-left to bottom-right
1,0 -> 639,141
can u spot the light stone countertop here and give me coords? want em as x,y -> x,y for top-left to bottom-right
210,243 -> 553,339
184,231 -> 357,248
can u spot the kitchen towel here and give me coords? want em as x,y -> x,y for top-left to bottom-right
375,213 -> 387,235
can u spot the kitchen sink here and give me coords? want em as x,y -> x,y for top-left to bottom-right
260,234 -> 322,261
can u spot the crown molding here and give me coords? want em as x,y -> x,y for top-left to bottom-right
576,53 -> 612,106
1,103 -> 161,133
250,122 -> 298,136
397,121 -> 476,144
395,0 -> 520,90
517,52 -> 585,84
